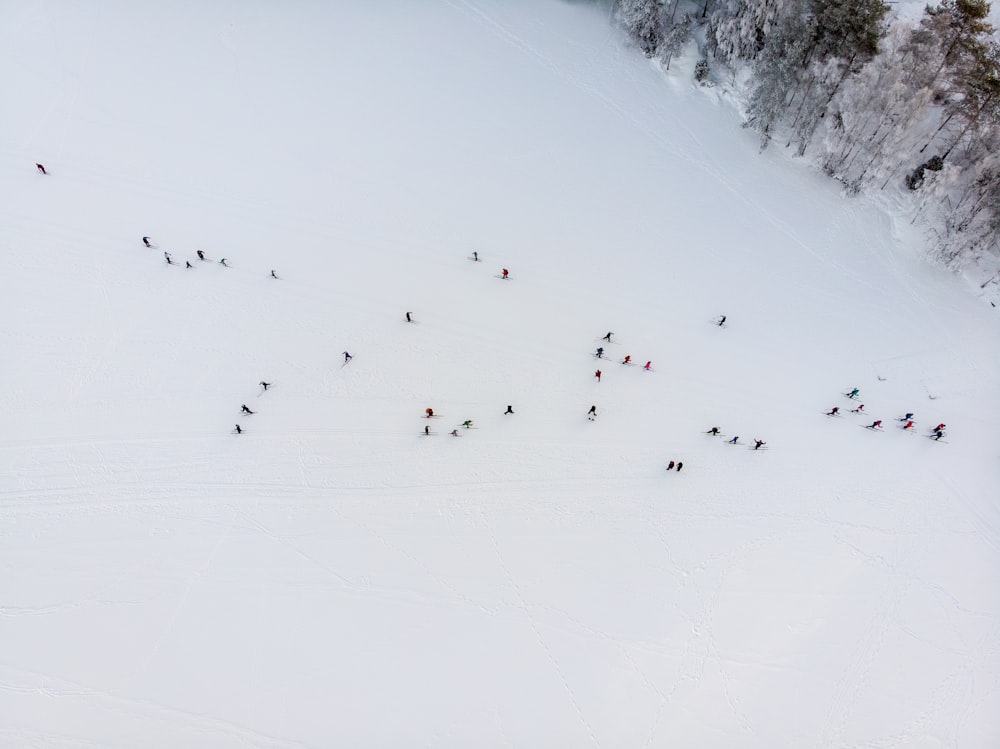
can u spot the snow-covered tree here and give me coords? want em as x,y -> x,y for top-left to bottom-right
712,0 -> 792,63
788,0 -> 891,154
659,7 -> 695,70
615,0 -> 665,57
920,0 -> 994,95
616,0 -> 1000,271
743,0 -> 810,148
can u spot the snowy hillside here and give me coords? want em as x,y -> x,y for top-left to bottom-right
2,2 -> 999,747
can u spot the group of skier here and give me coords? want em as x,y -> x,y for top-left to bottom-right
591,331 -> 704,469
234,382 -> 272,434
135,226 -> 953,452
704,428 -> 766,450
145,224 -> 965,455
837,388 -> 947,440
593,334 -> 652,380
141,236 -> 284,277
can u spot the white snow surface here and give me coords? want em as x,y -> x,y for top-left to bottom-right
2,2 -> 999,747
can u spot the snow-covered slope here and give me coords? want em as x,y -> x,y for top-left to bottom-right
2,2 -> 998,746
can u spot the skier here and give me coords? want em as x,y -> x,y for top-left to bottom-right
846,388 -> 860,398
235,424 -> 242,435
424,425 -> 430,436
676,462 -> 683,472
501,268 -> 509,279
185,261 -> 194,269
504,405 -> 514,414
425,408 -> 434,418
36,163 -> 47,175
342,351 -> 352,363
667,460 -> 675,470
406,312 -> 412,323
728,436 -> 739,444
588,405 -> 597,417
596,347 -> 604,358
472,251 -> 479,262
903,420 -> 914,430
142,236 -> 152,248
164,251 -> 173,265
718,315 -> 726,326
643,361 -> 651,371
219,258 -> 229,267
622,355 -> 631,365
271,270 -> 279,279
866,420 -> 883,429
260,381 -> 271,391
753,439 -> 766,450
450,429 -> 460,436
602,332 -> 613,342
462,420 -> 473,428
934,423 -> 946,431
850,404 -> 865,413
933,429 -> 944,441
197,250 -> 205,260
241,404 -> 254,414
594,369 -> 602,382
826,407 -> 839,416
899,412 -> 914,421
707,427 -> 720,435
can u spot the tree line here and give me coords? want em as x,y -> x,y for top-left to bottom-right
615,0 -> 1000,283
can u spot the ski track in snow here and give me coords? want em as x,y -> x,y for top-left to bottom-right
0,663 -> 307,749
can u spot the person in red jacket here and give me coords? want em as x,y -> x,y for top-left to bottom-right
501,268 -> 509,279
594,369 -> 602,382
